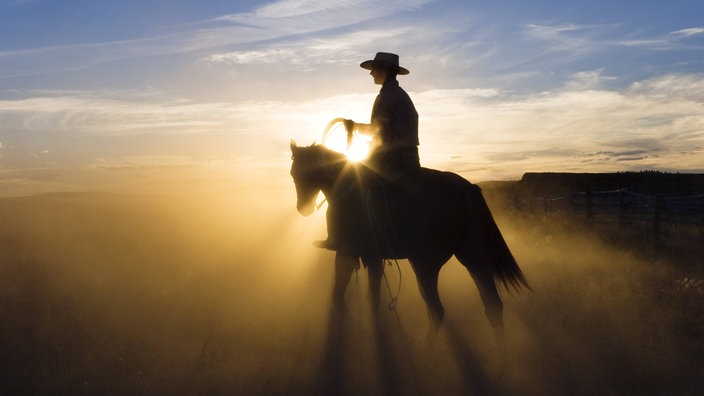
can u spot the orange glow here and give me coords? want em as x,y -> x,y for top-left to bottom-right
345,136 -> 372,162
323,123 -> 372,162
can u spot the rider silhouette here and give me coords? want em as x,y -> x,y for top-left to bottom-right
315,52 -> 420,252
351,52 -> 420,175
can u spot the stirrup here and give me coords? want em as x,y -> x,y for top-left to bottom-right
312,239 -> 336,250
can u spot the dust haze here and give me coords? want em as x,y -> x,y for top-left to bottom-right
1,171 -> 702,395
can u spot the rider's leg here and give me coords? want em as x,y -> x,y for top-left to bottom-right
313,204 -> 339,249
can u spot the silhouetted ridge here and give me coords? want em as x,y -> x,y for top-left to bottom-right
519,171 -> 704,196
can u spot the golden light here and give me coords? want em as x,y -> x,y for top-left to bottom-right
345,137 -> 371,162
323,124 -> 371,162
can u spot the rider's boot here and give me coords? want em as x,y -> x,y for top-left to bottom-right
312,238 -> 337,250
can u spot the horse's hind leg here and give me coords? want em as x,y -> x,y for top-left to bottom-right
468,265 -> 503,329
457,254 -> 508,360
410,260 -> 444,343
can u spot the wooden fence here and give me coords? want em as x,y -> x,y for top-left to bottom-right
516,188 -> 704,245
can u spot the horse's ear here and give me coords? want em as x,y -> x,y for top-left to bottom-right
290,139 -> 297,151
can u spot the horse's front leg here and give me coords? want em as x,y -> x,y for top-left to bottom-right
333,252 -> 359,311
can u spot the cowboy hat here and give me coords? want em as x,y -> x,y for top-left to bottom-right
360,52 -> 409,75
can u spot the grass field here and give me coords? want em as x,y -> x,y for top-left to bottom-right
1,188 -> 702,395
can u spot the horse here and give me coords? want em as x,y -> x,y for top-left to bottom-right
289,140 -> 530,354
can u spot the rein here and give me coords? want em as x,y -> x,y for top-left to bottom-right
382,259 -> 402,310
365,181 -> 407,311
316,198 -> 327,211
313,145 -> 339,211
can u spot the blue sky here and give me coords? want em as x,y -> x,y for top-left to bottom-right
0,0 -> 702,195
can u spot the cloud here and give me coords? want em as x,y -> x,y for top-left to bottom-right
670,27 -> 704,38
90,155 -> 201,170
527,24 -> 704,53
565,69 -> 617,90
526,23 -> 594,39
0,168 -> 60,181
524,23 -> 607,53
203,28 -> 410,67
219,0 -> 432,21
416,73 -> 704,178
621,26 -> 704,50
206,48 -> 297,65
0,95 -> 233,135
629,74 -> 704,101
0,0 -> 435,78
469,22 -> 615,83
2,71 -> 702,182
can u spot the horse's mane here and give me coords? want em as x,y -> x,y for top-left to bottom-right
294,144 -> 349,173
313,144 -> 347,161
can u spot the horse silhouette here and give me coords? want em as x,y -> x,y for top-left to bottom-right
290,140 -> 530,354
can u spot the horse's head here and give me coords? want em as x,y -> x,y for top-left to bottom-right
290,140 -> 346,216
290,140 -> 318,216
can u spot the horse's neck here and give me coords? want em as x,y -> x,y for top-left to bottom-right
319,162 -> 343,197
325,162 -> 370,204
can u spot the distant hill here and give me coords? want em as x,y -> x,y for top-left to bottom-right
480,171 -> 704,197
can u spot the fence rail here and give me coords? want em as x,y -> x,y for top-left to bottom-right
514,188 -> 704,245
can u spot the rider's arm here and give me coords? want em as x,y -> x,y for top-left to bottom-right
345,120 -> 378,138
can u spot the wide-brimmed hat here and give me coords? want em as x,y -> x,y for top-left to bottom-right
360,52 -> 409,75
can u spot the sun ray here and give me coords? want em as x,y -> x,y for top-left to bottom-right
323,124 -> 372,162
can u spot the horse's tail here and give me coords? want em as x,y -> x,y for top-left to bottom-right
465,183 -> 531,293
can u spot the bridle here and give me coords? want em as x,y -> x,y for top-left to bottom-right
291,117 -> 354,213
291,144 -> 338,213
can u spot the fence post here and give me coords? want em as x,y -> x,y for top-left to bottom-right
618,189 -> 626,228
543,196 -> 549,217
653,194 -> 663,247
586,191 -> 594,222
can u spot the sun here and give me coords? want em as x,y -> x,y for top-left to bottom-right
323,124 -> 371,162
345,137 -> 371,162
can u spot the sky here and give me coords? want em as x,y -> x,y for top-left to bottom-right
0,0 -> 703,195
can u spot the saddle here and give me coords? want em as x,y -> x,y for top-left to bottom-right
322,163 -> 419,257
